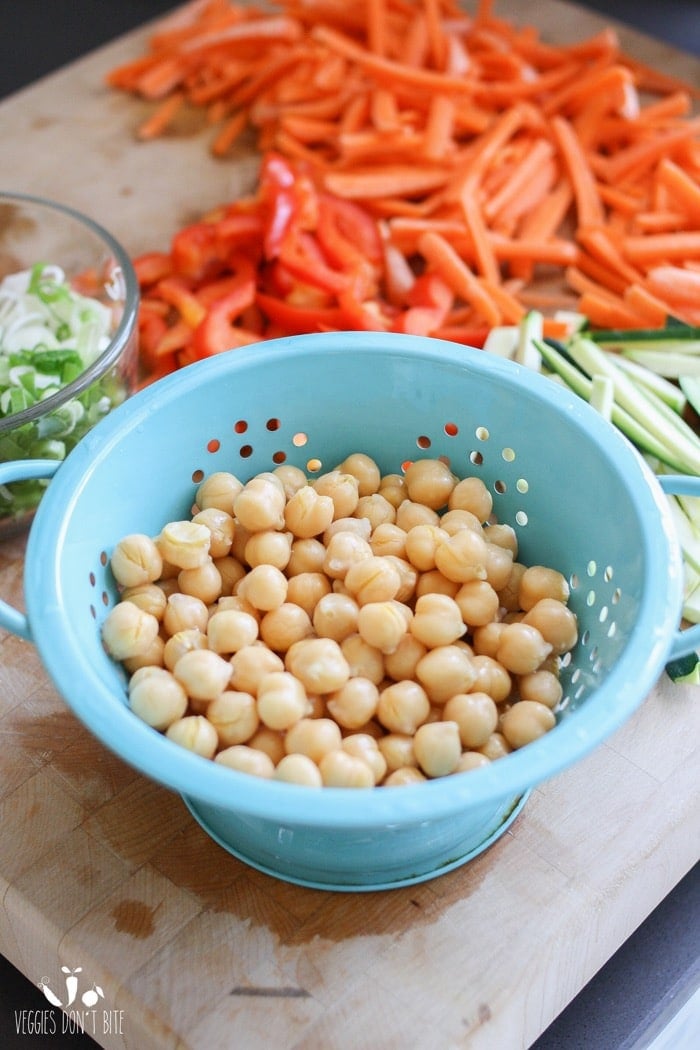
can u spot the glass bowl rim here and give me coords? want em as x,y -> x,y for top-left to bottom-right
0,190 -> 139,434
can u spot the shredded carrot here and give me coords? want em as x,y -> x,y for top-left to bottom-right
106,0 -> 700,358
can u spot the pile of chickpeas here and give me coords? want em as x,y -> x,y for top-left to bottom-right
101,453 -> 578,788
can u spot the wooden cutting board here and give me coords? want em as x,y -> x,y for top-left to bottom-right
0,4 -> 698,1048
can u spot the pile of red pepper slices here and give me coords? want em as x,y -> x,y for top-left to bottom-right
135,152 -> 490,386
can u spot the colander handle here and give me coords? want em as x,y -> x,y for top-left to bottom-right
658,474 -> 700,661
0,458 -> 62,642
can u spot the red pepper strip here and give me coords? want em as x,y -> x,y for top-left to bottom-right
255,291 -> 348,333
394,273 -> 454,335
154,276 -> 208,328
191,275 -> 259,357
137,307 -> 169,362
316,194 -> 384,271
431,325 -> 490,347
336,288 -> 394,331
278,232 -> 352,295
134,251 -> 173,287
260,152 -> 319,258
171,221 -> 231,282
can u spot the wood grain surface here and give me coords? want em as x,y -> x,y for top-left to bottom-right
0,3 -> 698,1048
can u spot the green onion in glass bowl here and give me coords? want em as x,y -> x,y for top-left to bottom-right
0,193 -> 139,535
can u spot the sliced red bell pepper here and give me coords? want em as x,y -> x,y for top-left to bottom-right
191,273 -> 259,357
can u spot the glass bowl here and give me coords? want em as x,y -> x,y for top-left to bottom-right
0,192 -> 139,536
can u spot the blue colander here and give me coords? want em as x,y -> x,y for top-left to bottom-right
0,332 -> 698,890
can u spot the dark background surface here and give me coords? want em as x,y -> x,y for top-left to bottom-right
0,2 -> 698,1048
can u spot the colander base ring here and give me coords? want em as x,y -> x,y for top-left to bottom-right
182,791 -> 530,891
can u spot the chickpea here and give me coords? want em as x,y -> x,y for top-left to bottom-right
163,592 -> 209,636
415,644 -> 476,704
120,582 -> 168,621
248,726 -> 286,765
404,524 -> 449,571
286,572 -> 332,617
519,565 -> 570,610
214,745 -> 275,778
357,600 -> 410,654
356,493 -> 398,530
326,677 -> 380,729
483,543 -> 514,592
378,472 -> 408,509
384,767 -> 427,786
439,509 -> 483,536
213,555 -> 247,595
469,654 -> 512,703
191,508 -> 235,558
163,628 -> 208,671
455,579 -> 500,628
173,648 -> 233,701
403,458 -> 455,510
319,749 -> 375,788
102,601 -> 160,661
337,452 -> 381,496
414,720 -> 461,777
434,527 -> 488,584
166,715 -> 219,758
496,621 -> 552,675
284,486 -> 335,538
207,609 -> 259,654
111,534 -> 163,588
273,463 -> 308,498
178,560 -> 223,604
383,632 -> 427,681
285,717 -> 343,763
370,523 -> 407,559
323,516 -> 371,544
518,669 -> 563,709
196,471 -> 243,513
395,499 -> 439,531
471,621 -> 507,659
207,690 -> 259,746
341,734 -> 387,784
229,643 -> 284,695
522,598 -> 578,655
478,731 -> 512,760
410,593 -> 465,648
312,592 -> 359,641
234,476 -> 286,532
237,563 -> 288,612
377,733 -> 417,772
257,671 -> 310,730
313,470 -> 360,519
285,637 -> 350,694
323,530 -> 373,580
498,562 -> 528,612
443,691 -> 498,748
230,522 -> 252,564
384,556 -> 418,602
344,556 -> 401,606
214,594 -> 259,620
448,475 -> 493,521
500,700 -> 556,748
340,633 -> 385,685
128,666 -> 188,730
483,522 -> 518,557
122,633 -> 166,674
157,520 -> 211,570
377,680 -> 430,734
243,529 -> 292,571
274,753 -> 323,787
259,602 -> 314,652
455,751 -> 491,773
286,537 -> 327,576
415,569 -> 459,600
